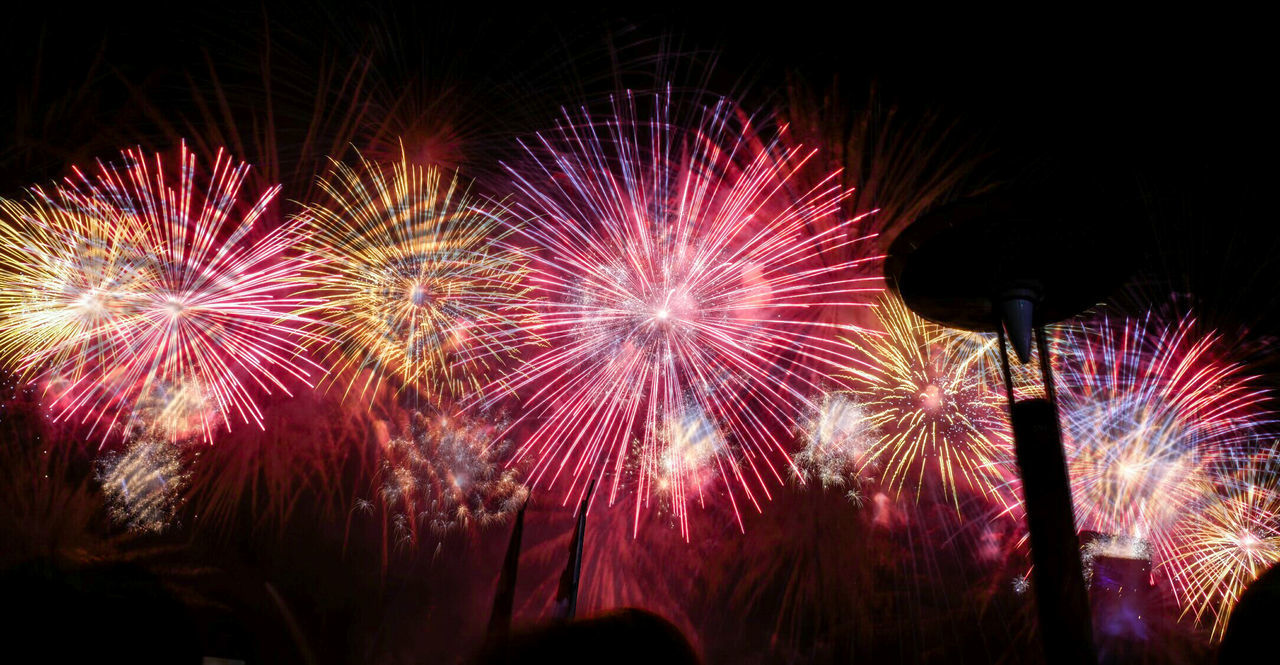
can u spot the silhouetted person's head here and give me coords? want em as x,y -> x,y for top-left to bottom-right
1219,562 -> 1280,664
473,608 -> 699,665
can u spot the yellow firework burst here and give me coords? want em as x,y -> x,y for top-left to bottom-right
300,149 -> 538,403
839,294 -> 1011,506
1167,446 -> 1280,641
0,186 -> 151,386
937,326 -> 1053,400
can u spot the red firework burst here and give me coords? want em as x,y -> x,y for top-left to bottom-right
481,88 -> 882,535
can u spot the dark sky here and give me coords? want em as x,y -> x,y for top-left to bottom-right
4,5 -> 1275,340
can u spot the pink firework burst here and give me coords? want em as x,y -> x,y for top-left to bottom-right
25,143 -> 323,442
483,89 -> 882,536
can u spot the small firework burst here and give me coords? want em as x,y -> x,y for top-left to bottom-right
793,393 -> 877,500
373,411 -> 527,548
299,149 -> 538,403
96,439 -> 190,533
1012,573 -> 1031,595
630,403 -> 732,535
840,294 -> 1011,506
484,88 -> 881,535
1,143 -> 323,442
1166,446 -> 1280,641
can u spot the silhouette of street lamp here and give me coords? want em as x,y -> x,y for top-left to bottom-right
886,191 -> 1136,665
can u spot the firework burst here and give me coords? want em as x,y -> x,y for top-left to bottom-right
1060,313 -> 1267,453
126,377 -> 220,442
1166,446 -> 1280,640
1064,393 -> 1214,552
638,404 -> 727,511
0,189 -> 151,396
839,294 -> 1012,507
0,143 -> 323,442
96,438 -> 190,533
1058,313 -> 1269,555
792,392 -> 877,502
299,150 -> 538,403
1043,312 -> 1276,644
371,410 -> 528,550
485,89 -> 882,535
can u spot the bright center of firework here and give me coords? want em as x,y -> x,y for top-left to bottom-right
643,291 -> 696,332
165,300 -> 186,317
920,383 -> 943,411
74,291 -> 108,317
1238,531 -> 1259,550
407,282 -> 435,307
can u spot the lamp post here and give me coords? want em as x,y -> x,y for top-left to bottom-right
885,191 -> 1136,665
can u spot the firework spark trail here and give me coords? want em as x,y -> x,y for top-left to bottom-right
482,89 -> 882,537
839,294 -> 1012,508
1,143 -> 324,442
1166,445 -> 1280,641
298,149 -> 539,404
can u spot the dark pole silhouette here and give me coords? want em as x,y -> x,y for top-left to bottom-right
554,478 -> 595,620
487,499 -> 528,637
886,191 -> 1138,664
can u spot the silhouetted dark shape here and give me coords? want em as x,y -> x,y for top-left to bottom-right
1010,398 -> 1096,665
1080,531 -> 1156,665
471,608 -> 700,665
487,499 -> 527,637
886,189 -> 1141,665
553,478 -> 594,620
1218,561 -> 1280,664
885,190 -> 1138,338
0,558 -> 200,664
